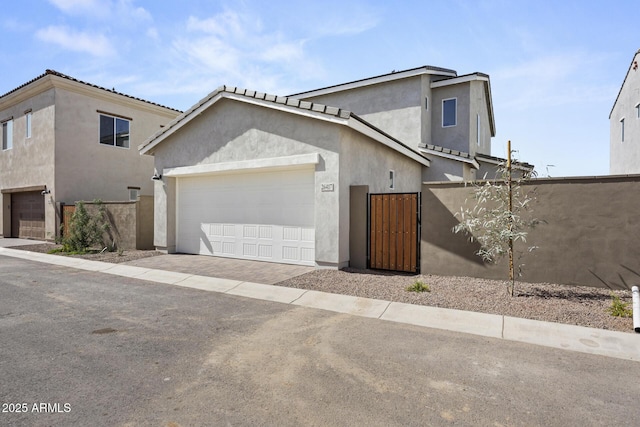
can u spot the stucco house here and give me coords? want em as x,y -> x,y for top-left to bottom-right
140,66 -> 525,269
610,49 -> 640,174
0,70 -> 180,241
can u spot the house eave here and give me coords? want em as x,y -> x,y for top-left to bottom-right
289,66 -> 457,99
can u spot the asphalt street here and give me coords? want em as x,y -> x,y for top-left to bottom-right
1,255 -> 639,426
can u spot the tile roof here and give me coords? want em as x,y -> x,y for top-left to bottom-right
0,69 -> 181,112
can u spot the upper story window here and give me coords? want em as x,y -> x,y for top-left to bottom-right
620,118 -> 625,142
442,98 -> 457,127
2,119 -> 13,150
99,113 -> 130,148
636,103 -> 640,119
476,114 -> 481,145
25,111 -> 32,139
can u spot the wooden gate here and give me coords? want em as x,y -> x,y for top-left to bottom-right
62,204 -> 75,237
368,193 -> 420,273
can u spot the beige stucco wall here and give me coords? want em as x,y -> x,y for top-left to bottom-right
149,97 -> 426,267
0,87 -> 56,238
54,86 -> 176,204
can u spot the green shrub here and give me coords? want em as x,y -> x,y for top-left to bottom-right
608,294 -> 632,318
406,281 -> 431,293
60,200 -> 111,253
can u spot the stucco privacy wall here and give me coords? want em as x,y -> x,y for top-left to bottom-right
81,197 -> 153,250
421,176 -> 640,288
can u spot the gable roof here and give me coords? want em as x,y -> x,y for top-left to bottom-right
609,48 -> 640,119
139,85 -> 430,167
0,69 -> 180,113
288,65 -> 458,98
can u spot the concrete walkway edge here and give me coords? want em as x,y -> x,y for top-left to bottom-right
1,247 -> 638,362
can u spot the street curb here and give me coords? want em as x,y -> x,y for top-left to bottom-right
1,247 -> 638,362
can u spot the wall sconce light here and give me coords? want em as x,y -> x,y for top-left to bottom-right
41,186 -> 51,195
151,173 -> 162,181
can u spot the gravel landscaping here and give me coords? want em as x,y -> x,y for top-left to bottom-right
9,243 -> 637,334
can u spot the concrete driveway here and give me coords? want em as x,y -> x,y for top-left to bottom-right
0,238 -> 47,248
123,253 -> 314,285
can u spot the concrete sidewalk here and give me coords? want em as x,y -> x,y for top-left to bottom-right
1,245 -> 638,362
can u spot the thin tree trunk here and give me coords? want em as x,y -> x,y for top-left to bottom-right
507,140 -> 514,297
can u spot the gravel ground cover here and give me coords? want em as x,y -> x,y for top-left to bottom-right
10,243 -> 636,333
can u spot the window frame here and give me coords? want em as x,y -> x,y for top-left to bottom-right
99,112 -> 131,149
442,98 -> 457,128
2,119 -> 13,150
128,186 -> 140,201
25,111 -> 32,139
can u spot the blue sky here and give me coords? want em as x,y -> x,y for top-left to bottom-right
1,0 -> 637,177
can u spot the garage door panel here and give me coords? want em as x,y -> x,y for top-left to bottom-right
177,168 -> 315,266
11,191 -> 45,239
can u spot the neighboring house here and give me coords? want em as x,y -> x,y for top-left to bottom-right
140,65 -> 532,269
0,70 -> 181,241
610,49 -> 640,174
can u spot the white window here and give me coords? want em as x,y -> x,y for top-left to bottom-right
621,118 -> 625,142
99,113 -> 130,148
442,98 -> 457,127
128,187 -> 140,201
25,111 -> 32,139
2,119 -> 13,150
477,114 -> 481,145
389,170 -> 395,190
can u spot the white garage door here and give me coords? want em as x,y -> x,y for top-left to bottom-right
176,167 -> 315,266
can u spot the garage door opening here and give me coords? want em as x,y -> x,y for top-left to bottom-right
11,191 -> 45,239
176,167 -> 315,266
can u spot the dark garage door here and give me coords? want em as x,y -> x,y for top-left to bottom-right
11,191 -> 45,239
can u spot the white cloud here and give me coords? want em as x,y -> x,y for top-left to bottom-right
47,0 -> 151,22
35,26 -> 115,57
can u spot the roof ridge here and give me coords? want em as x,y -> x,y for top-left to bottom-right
1,69 -> 181,113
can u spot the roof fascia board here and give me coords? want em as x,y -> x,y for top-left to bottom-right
420,147 -> 479,169
164,153 -> 320,177
224,93 -> 348,125
349,118 -> 430,167
291,67 -> 457,99
430,73 -> 489,88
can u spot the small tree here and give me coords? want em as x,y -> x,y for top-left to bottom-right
62,200 -> 110,253
452,142 -> 540,296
